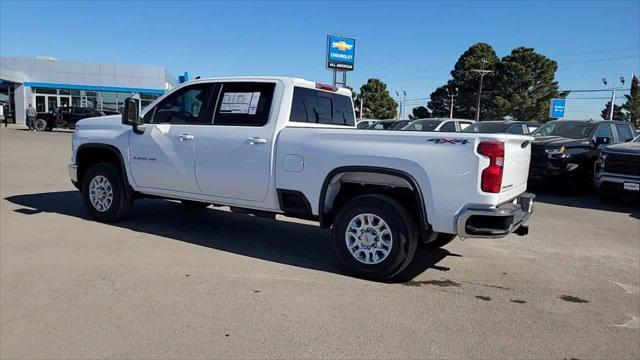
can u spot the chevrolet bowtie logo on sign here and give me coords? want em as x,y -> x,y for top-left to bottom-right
327,34 -> 356,71
331,41 -> 353,52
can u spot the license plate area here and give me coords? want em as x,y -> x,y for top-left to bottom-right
623,182 -> 640,191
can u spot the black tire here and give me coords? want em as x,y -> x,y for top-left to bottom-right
597,190 -> 616,203
424,233 -> 457,248
81,162 -> 133,222
181,200 -> 210,209
333,194 -> 418,281
34,118 -> 48,132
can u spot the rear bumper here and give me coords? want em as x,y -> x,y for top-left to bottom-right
456,193 -> 535,238
595,172 -> 640,197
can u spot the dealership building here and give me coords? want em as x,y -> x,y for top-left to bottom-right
0,56 -> 182,124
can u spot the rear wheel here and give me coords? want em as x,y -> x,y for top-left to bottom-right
34,118 -> 48,132
333,195 -> 418,281
81,162 -> 133,222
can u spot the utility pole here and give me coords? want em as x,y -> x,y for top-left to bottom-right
602,77 -> 625,120
445,87 -> 459,119
359,97 -> 363,120
395,91 -> 406,119
471,59 -> 493,122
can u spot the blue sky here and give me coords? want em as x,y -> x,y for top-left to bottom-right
1,0 -> 639,119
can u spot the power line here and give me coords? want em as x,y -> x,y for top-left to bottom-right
558,55 -> 639,66
553,46 -> 639,58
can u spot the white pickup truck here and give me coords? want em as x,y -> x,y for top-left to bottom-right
69,77 -> 534,281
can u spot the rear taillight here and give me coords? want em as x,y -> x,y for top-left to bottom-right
478,141 -> 504,193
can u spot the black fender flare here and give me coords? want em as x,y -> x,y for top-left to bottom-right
76,143 -> 132,194
317,166 -> 429,233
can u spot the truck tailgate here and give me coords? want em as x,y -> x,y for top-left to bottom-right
500,135 -> 533,201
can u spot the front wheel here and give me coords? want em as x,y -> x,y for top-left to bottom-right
333,195 -> 418,281
424,233 -> 457,248
81,162 -> 133,222
34,118 -> 48,132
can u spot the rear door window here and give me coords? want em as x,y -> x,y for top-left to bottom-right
213,82 -> 275,127
615,123 -> 635,142
507,124 -> 525,134
593,123 -> 614,141
458,121 -> 473,130
439,121 -> 456,132
289,87 -> 355,126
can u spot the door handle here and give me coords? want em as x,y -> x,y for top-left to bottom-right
177,134 -> 195,141
247,137 -> 268,145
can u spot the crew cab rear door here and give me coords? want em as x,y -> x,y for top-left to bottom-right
128,83 -> 217,194
195,81 -> 279,202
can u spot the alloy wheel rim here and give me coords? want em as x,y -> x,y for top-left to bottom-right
89,175 -> 113,212
35,119 -> 46,131
345,213 -> 393,265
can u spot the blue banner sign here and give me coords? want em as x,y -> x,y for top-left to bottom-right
550,98 -> 566,118
327,34 -> 355,71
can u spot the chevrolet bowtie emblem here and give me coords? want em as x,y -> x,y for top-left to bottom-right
331,41 -> 353,51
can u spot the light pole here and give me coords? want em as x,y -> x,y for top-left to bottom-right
471,59 -> 493,122
445,87 -> 459,119
395,90 -> 407,119
602,76 -> 625,120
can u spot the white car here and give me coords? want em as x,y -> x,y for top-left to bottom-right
403,118 -> 475,132
69,77 -> 534,281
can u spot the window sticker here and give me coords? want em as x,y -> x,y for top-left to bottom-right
220,92 -> 261,114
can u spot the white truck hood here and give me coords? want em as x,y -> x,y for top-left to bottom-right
76,115 -> 126,130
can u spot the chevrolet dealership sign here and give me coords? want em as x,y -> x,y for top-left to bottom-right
327,34 -> 356,71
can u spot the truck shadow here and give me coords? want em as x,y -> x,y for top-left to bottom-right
4,191 -> 454,281
534,190 -> 639,219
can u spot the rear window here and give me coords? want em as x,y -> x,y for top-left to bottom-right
289,87 -> 355,126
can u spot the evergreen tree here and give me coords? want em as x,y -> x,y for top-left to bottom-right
358,78 -> 398,119
601,101 -> 625,120
622,74 -> 640,126
408,106 -> 431,119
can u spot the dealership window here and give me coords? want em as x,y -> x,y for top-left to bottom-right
289,87 -> 355,126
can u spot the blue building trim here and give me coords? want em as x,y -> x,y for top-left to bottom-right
24,82 -> 166,95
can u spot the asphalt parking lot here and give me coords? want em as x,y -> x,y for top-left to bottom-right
1,125 -> 638,359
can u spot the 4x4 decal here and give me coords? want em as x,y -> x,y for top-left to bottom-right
427,138 -> 470,145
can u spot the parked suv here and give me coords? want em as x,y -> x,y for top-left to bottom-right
594,135 -> 640,201
529,120 -> 637,189
35,107 -> 108,131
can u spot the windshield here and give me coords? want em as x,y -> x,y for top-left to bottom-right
532,122 -> 595,139
635,136 -> 640,143
403,120 -> 442,131
462,122 -> 509,133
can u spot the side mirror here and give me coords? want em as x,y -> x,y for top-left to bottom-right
594,136 -> 611,147
122,97 -> 143,133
